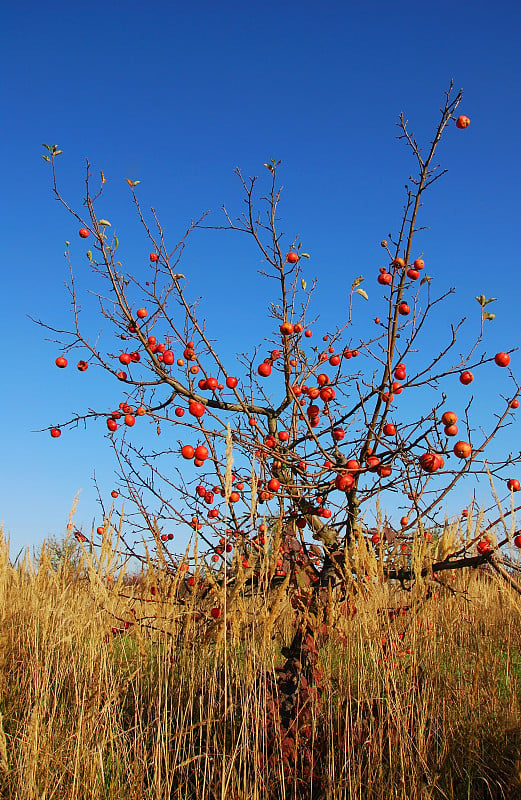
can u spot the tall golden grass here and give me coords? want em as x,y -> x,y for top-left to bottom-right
1,518 -> 521,800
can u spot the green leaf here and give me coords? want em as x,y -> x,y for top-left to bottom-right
484,312 -> 495,321
352,276 -> 364,288
300,252 -> 310,259
42,143 -> 51,151
41,155 -> 50,162
484,297 -> 497,306
476,295 -> 486,307
98,219 -> 111,227
53,149 -> 63,156
355,288 -> 369,301
420,274 -> 432,286
86,250 -> 92,260
114,236 -> 119,251
301,278 -> 307,290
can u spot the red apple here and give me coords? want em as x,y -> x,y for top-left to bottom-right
494,352 -> 510,367
79,228 -> 89,238
55,356 -> 68,368
50,427 -> 61,438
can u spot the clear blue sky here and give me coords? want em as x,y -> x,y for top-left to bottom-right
1,0 -> 520,557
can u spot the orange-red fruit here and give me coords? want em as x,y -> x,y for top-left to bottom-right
268,478 -> 281,492
456,115 -> 470,129
393,257 -> 406,268
210,607 -> 222,619
181,445 -> 195,459
477,538 -> 492,555
460,371 -> 474,385
419,452 -> 443,473
511,399 -> 520,409
56,356 -> 68,368
400,516 -> 409,527
258,362 -> 272,377
79,228 -> 89,238
335,473 -> 354,492
383,423 -> 396,436
194,445 -> 209,461
150,252 -> 159,262
366,456 -> 381,471
507,479 -> 521,492
286,252 -> 299,264
494,352 -> 510,367
514,535 -> 521,548
124,414 -> 135,427
136,308 -> 147,319
50,427 -> 61,438
107,418 -> 118,432
380,240 -> 387,248
77,360 -> 88,371
413,258 -> 424,270
280,322 -> 294,336
453,441 -> 472,459
441,411 -> 457,426
189,401 -> 205,418
226,376 -> 238,389
398,302 -> 410,316
111,490 -> 119,499
444,424 -> 458,436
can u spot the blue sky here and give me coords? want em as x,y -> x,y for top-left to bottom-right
1,0 -> 520,557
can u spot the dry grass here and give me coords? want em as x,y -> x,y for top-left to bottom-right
2,525 -> 521,800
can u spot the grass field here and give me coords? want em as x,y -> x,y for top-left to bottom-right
2,522 -> 521,800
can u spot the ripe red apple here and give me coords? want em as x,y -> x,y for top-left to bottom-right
280,322 -> 294,336
162,350 -> 174,365
407,269 -> 419,280
494,352 -> 510,367
286,252 -> 299,263
226,376 -> 238,389
383,423 -> 396,436
107,418 -> 118,432
304,329 -> 313,338
444,424 -> 458,436
441,411 -> 457,426
294,323 -> 304,333
268,478 -> 281,492
119,353 -> 131,365
136,308 -> 147,319
400,516 -> 409,527
55,356 -> 68,368
507,479 -> 521,492
79,228 -> 89,238
419,452 -> 442,473
117,370 -> 126,379
413,258 -> 424,270
181,445 -> 195,459
456,115 -> 470,129
366,456 -> 380,471
377,272 -> 392,285
393,257 -> 406,268
460,371 -> 474,385
335,473 -> 354,491
278,430 -> 290,442
398,302 -> 410,316
511,399 -> 520,409
124,414 -> 135,427
150,252 -> 159,262
189,401 -> 205,418
453,440 -> 472,459
111,490 -> 119,499
258,362 -> 272,377
333,428 -> 345,441
194,445 -> 209,461
50,427 -> 61,438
